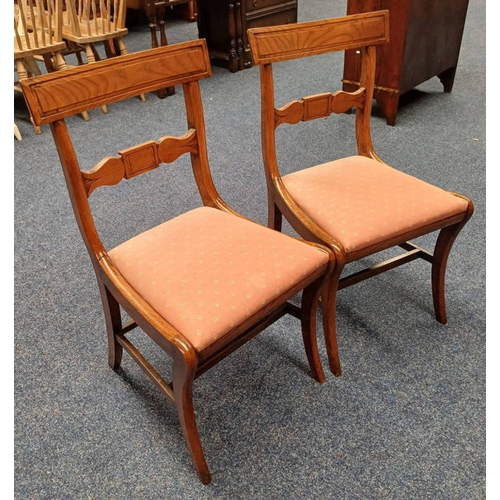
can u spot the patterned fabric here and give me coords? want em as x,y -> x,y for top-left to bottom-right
108,207 -> 329,351
283,155 -> 469,253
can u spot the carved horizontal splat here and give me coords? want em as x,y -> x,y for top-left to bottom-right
274,88 -> 365,128
157,129 -> 198,163
120,140 -> 160,179
81,131 -> 200,195
331,88 -> 365,113
82,157 -> 125,196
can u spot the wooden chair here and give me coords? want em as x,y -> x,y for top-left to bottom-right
20,40 -> 336,484
248,11 -> 474,376
61,0 -> 146,111
14,123 -> 23,140
14,0 -> 70,134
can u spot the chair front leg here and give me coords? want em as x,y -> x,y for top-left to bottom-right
432,207 -> 473,324
301,281 -> 326,383
172,356 -> 211,484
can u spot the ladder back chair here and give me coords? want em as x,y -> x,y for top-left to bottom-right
20,40 -> 336,484
248,11 -> 474,376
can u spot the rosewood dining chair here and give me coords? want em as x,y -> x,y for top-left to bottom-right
20,40 -> 336,484
248,11 -> 474,377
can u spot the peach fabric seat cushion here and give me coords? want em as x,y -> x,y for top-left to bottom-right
282,155 -> 469,254
108,207 -> 329,352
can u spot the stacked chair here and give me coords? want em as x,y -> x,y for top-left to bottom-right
14,0 -> 80,134
61,0 -> 146,110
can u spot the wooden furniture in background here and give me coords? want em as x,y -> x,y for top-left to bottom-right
61,0 -> 145,111
342,0 -> 470,125
248,12 -> 474,376
20,40 -> 336,484
126,0 -> 197,97
14,0 -> 70,134
196,0 -> 297,72
127,0 -> 196,22
14,123 -> 22,140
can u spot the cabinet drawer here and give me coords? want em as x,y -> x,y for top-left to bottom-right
246,7 -> 296,27
245,0 -> 296,13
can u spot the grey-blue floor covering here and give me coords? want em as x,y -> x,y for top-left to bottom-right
14,1 -> 487,498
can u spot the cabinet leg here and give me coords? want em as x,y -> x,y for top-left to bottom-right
438,67 -> 457,93
228,3 -> 238,73
234,1 -> 245,71
375,90 -> 399,126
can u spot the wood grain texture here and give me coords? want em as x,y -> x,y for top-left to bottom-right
195,0 -> 297,71
343,0 -> 469,125
248,10 -> 389,64
274,89 -> 366,127
20,40 -> 212,126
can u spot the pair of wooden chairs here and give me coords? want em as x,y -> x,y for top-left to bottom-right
20,11 -> 473,484
14,0 -> 137,134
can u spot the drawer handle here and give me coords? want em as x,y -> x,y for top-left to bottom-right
253,0 -> 257,5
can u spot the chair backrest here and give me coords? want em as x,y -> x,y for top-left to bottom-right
14,0 -> 64,56
19,40 -> 227,268
247,11 -> 390,165
64,0 -> 127,37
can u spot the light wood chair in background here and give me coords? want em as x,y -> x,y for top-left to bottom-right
20,40 -> 337,483
14,123 -> 22,140
14,0 -> 70,134
248,12 -> 474,376
61,0 -> 145,111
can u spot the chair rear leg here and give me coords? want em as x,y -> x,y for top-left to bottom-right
16,59 -> 42,135
83,44 -> 108,114
268,200 -> 282,231
432,211 -> 473,324
172,358 -> 211,484
300,281 -> 326,383
99,282 -> 123,369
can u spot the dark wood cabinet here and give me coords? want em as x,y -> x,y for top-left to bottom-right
342,0 -> 469,125
195,0 -> 297,72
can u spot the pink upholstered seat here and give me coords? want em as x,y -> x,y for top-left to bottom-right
283,156 -> 469,254
109,207 -> 329,351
